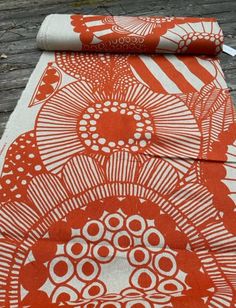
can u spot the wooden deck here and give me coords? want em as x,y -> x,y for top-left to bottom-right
0,0 -> 236,137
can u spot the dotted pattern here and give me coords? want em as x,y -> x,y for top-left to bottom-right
55,53 -> 137,91
83,37 -> 147,54
177,32 -> 224,54
35,66 -> 60,102
137,17 -> 174,23
19,198 -> 212,307
71,15 -> 224,57
70,15 -> 179,55
0,131 -> 46,203
78,101 -> 154,154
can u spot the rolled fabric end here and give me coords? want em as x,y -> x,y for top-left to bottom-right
37,14 -> 224,55
37,14 -> 83,51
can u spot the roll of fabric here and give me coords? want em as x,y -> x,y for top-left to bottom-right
37,14 -> 224,55
1,14 -> 236,308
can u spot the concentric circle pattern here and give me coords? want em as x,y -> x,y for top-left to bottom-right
78,101 -> 153,154
18,197 -> 212,307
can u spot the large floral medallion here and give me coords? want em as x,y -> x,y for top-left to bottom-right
0,151 -> 228,307
0,39 -> 236,308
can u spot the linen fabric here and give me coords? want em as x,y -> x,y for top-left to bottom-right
37,14 -> 223,55
0,14 -> 236,308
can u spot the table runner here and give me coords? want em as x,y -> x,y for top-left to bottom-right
0,14 -> 236,308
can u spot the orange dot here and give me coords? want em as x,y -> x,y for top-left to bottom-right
109,217 -> 119,227
57,292 -> 70,302
159,256 -> 173,272
82,261 -> 94,276
54,260 -> 68,277
32,239 -> 57,263
49,221 -> 71,243
129,219 -> 141,231
20,262 -> 47,291
71,242 -> 83,256
87,223 -> 99,236
134,249 -> 145,262
98,246 -> 109,257
148,232 -> 160,246
22,290 -> 51,307
118,235 -> 130,249
89,285 -> 100,296
164,282 -> 178,291
138,272 -> 152,289
80,31 -> 94,44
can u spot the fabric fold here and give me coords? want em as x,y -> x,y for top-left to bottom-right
37,14 -> 223,55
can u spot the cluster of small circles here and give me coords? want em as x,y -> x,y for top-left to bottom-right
177,32 -> 223,53
1,131 -> 43,201
77,294 -> 172,307
52,288 -> 172,307
83,37 -> 146,52
83,43 -> 108,52
78,101 -> 153,153
57,52 -> 136,90
109,36 -> 145,52
111,36 -> 144,45
56,53 -> 108,84
116,74 -> 137,88
138,16 -> 174,24
47,209 -> 185,304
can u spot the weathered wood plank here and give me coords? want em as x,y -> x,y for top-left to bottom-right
0,88 -> 25,112
0,111 -> 13,137
1,0 -> 236,23
0,67 -> 37,91
0,52 -> 40,79
0,0 -> 232,12
0,39 -> 37,55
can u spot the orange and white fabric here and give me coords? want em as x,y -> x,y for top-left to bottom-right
0,14 -> 236,308
37,14 -> 223,55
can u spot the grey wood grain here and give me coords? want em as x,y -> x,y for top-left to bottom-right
0,0 -> 235,136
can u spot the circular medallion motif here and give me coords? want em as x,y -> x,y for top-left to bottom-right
19,197 -> 212,307
78,100 -> 153,153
